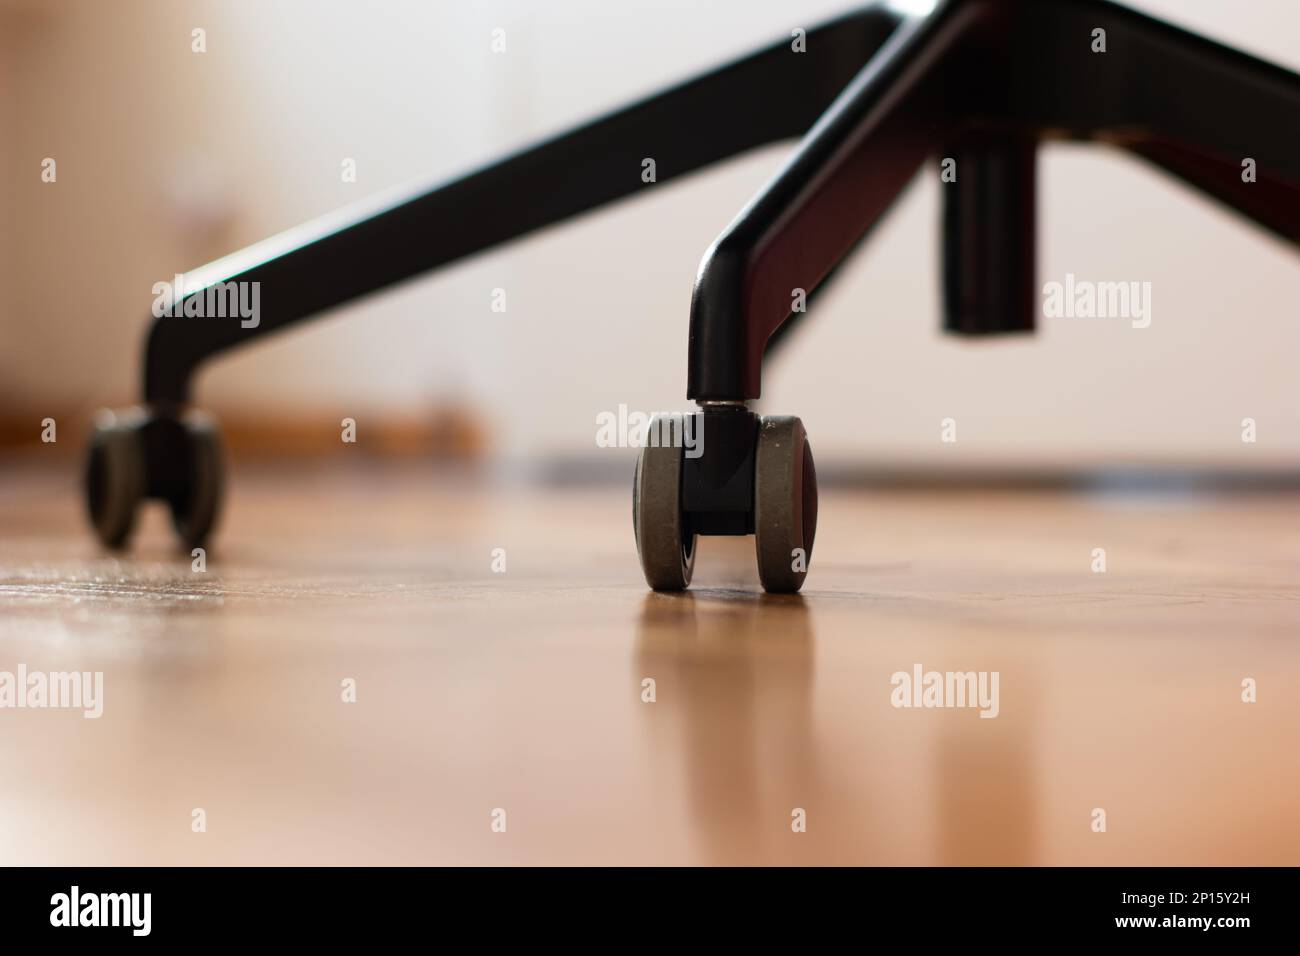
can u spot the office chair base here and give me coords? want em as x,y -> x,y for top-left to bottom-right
85,406 -> 225,551
82,1 -> 1300,580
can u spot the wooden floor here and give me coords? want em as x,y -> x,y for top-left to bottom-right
1,459 -> 1298,865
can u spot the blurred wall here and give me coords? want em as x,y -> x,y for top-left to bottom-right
2,0 -> 1298,467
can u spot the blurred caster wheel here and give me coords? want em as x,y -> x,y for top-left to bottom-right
754,416 -> 817,593
85,408 -> 148,549
169,410 -> 224,550
83,406 -> 226,551
633,415 -> 696,590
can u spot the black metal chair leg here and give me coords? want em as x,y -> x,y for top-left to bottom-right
651,1 -> 987,593
142,5 -> 906,406
686,1 -> 984,401
1007,0 -> 1300,245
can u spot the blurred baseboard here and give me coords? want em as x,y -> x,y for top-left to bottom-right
0,406 -> 488,461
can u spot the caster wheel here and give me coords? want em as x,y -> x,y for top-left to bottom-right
169,410 -> 224,550
754,416 -> 818,593
83,405 -> 225,551
85,408 -> 148,549
633,415 -> 696,591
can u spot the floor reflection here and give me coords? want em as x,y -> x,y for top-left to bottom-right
933,692 -> 1039,865
635,590 -> 817,864
635,588 -> 1043,864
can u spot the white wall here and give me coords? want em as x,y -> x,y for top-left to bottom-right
4,0 -> 1298,466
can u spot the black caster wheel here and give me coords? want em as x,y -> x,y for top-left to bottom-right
754,416 -> 818,593
84,405 -> 225,551
633,414 -> 697,590
631,409 -> 817,593
85,408 -> 148,549
168,410 -> 224,550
